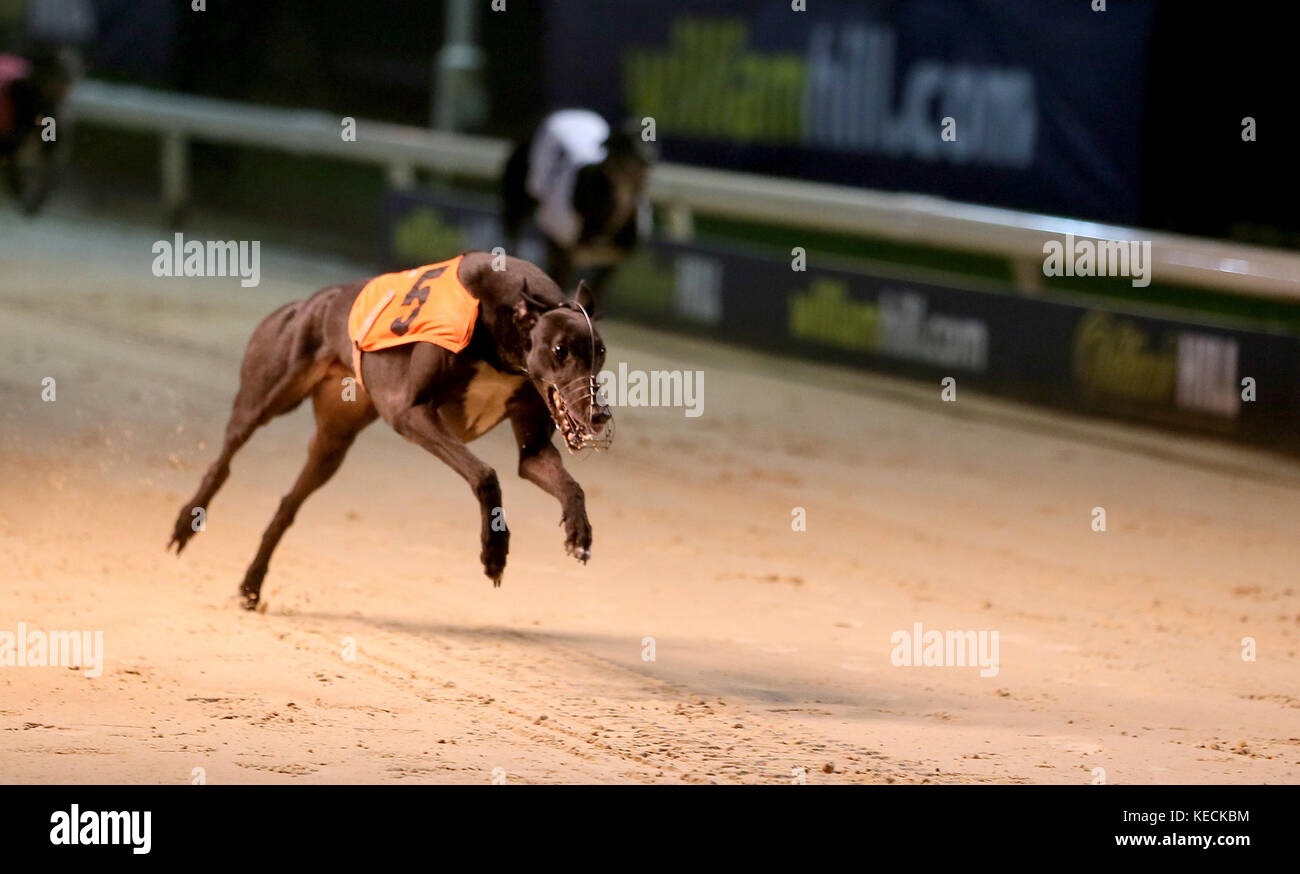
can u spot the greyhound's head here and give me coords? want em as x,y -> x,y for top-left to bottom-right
513,280 -> 613,453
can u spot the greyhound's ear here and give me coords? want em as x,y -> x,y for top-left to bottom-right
514,279 -> 540,328
518,277 -> 555,311
574,280 -> 595,313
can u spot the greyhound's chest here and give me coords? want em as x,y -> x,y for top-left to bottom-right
441,361 -> 526,442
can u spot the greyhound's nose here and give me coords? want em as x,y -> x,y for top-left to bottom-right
590,405 -> 612,428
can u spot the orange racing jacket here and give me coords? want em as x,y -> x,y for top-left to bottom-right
347,255 -> 479,392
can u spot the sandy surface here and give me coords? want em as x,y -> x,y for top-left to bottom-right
2,211 -> 1298,784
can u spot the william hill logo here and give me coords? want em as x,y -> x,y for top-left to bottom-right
789,279 -> 988,371
1072,311 -> 1175,402
789,279 -> 879,352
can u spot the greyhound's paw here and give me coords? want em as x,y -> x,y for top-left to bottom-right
236,582 -> 265,611
234,590 -> 265,612
169,513 -> 198,554
563,515 -> 592,565
481,531 -> 509,585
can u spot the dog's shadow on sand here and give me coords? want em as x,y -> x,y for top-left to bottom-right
279,609 -> 979,722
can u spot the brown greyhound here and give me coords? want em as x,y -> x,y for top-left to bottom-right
168,252 -> 613,610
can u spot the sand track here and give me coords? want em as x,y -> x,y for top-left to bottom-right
2,212 -> 1298,784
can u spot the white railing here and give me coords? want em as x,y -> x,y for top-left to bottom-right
67,79 -> 1300,302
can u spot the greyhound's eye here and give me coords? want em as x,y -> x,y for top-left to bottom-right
597,344 -> 606,357
552,345 -> 568,361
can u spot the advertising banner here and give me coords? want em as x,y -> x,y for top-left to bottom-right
544,0 -> 1157,224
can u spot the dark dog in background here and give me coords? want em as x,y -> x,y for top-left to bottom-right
501,109 -> 655,311
169,252 -> 613,610
0,48 -> 75,213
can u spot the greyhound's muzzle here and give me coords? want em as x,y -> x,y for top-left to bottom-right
546,376 -> 614,453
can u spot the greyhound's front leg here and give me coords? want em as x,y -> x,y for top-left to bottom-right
510,408 -> 591,563
393,404 -> 509,585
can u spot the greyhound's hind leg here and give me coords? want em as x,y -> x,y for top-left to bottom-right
238,371 -> 377,610
169,302 -> 329,554
168,363 -> 320,553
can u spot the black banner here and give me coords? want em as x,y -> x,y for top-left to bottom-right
0,784 -> 1285,860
